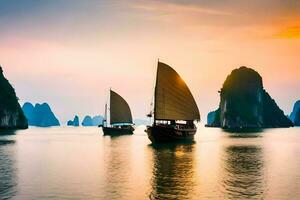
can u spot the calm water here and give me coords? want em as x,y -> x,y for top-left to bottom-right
0,125 -> 300,200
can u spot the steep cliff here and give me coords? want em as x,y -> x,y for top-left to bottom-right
262,91 -> 293,128
211,66 -> 293,129
0,66 -> 28,129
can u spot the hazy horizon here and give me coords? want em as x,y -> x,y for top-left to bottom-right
1,0 -> 299,124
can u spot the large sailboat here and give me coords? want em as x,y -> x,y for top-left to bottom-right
100,90 -> 134,135
146,61 -> 200,143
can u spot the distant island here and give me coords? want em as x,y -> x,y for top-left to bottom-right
134,119 -> 150,126
82,115 -> 93,126
22,102 -> 60,127
295,110 -> 300,126
91,115 -> 103,126
67,115 -> 103,127
207,66 -> 293,129
0,66 -> 28,129
67,115 -> 80,126
67,116 -> 148,127
69,115 -> 103,127
290,100 -> 300,126
207,111 -> 217,126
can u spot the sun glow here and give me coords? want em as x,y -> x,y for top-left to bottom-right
275,26 -> 300,39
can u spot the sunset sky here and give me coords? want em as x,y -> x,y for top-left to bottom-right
1,0 -> 300,124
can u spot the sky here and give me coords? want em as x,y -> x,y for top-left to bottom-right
0,0 -> 300,124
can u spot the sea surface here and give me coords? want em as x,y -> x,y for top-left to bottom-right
0,125 -> 300,200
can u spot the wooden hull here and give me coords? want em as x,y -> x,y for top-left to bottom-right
102,126 -> 134,136
146,125 -> 196,143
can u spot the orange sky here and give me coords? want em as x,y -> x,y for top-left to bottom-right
0,0 -> 299,123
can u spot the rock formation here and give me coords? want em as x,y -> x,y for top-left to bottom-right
0,66 -> 28,129
67,115 -> 79,126
290,100 -> 300,122
206,110 -> 217,126
22,102 -> 60,127
92,115 -> 103,126
82,115 -> 93,126
78,115 -> 104,126
295,109 -> 300,126
262,91 -> 293,128
211,66 -> 293,129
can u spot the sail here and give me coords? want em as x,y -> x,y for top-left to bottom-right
154,62 -> 200,121
110,90 -> 133,124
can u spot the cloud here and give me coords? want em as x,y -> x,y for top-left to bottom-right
126,0 -> 300,41
128,0 -> 236,27
131,1 -> 233,16
128,0 -> 300,27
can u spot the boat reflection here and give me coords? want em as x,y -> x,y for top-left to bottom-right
0,129 -> 17,136
102,136 -> 133,199
149,143 -> 196,200
220,145 -> 266,199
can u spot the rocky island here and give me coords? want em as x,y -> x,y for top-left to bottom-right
295,109 -> 300,126
290,100 -> 300,126
82,115 -> 93,126
92,115 -> 103,126
80,115 -> 103,126
209,66 -> 293,129
22,102 -> 60,127
0,66 -> 28,129
206,110 -> 217,126
67,115 -> 80,126
290,101 -> 300,126
67,115 -> 103,127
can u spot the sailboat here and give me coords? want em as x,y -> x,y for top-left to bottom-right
146,61 -> 200,143
100,90 -> 135,135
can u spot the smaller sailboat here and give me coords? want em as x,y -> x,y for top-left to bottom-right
100,90 -> 134,135
146,61 -> 200,143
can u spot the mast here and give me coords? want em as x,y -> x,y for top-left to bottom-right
104,103 -> 107,127
109,88 -> 111,125
103,89 -> 110,127
153,60 -> 160,125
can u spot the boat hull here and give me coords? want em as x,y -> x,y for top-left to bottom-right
102,126 -> 134,136
146,126 -> 196,143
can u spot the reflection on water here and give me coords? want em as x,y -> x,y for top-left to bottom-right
0,132 -> 17,200
0,127 -> 300,199
223,129 -> 264,138
223,128 -> 264,134
103,136 -> 133,199
221,145 -> 265,199
149,143 -> 196,200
